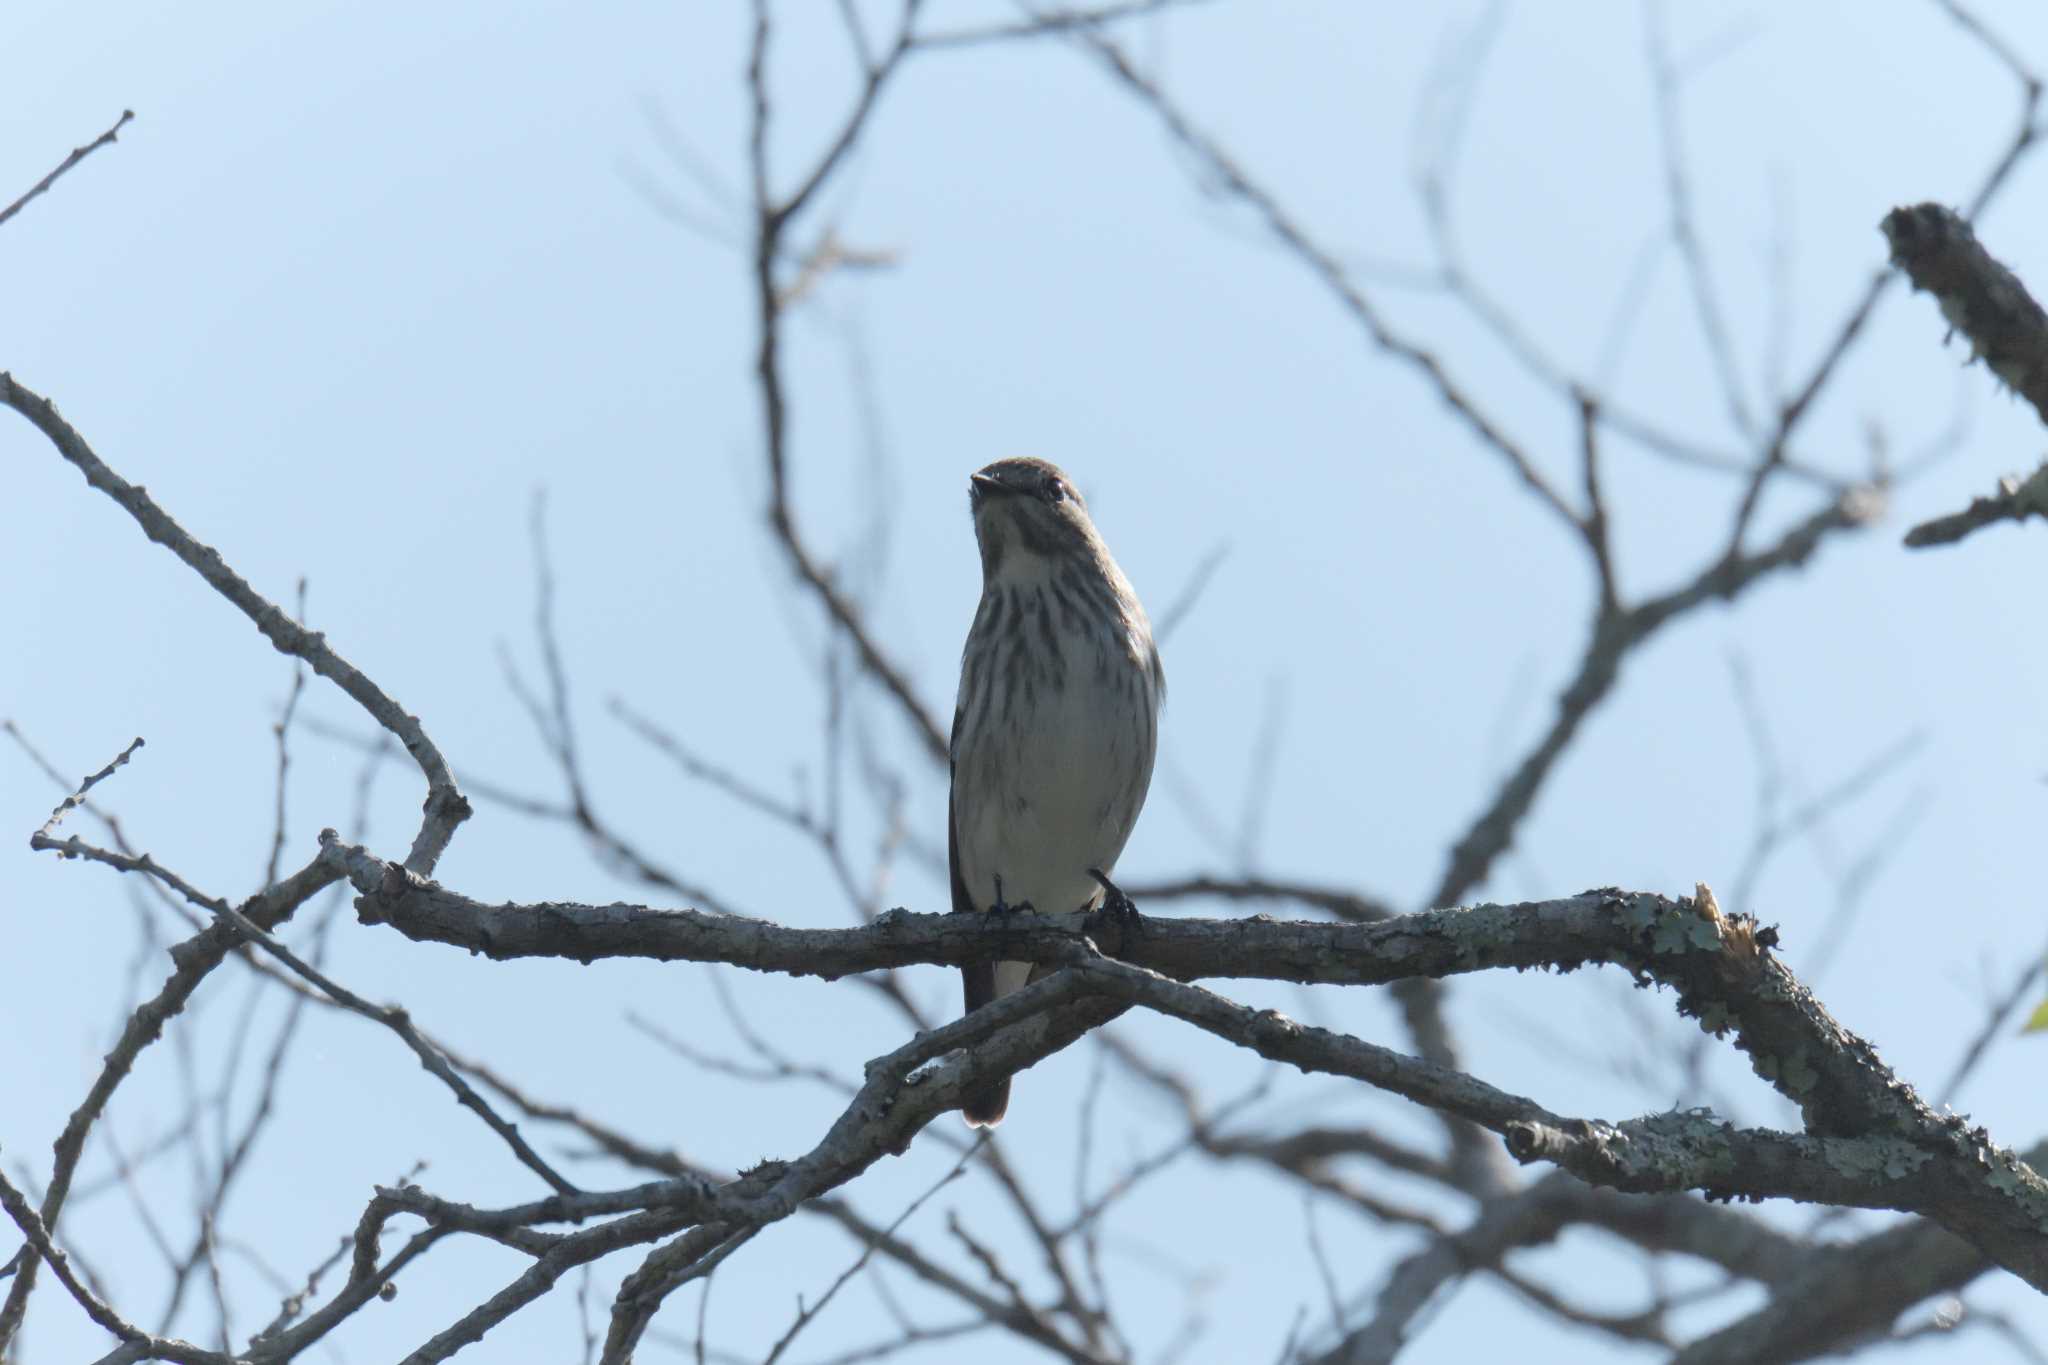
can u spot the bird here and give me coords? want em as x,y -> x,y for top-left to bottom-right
949,457 -> 1163,1127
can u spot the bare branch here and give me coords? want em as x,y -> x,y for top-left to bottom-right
1670,1186 -> 2003,1364
261,580 -> 310,887
1127,874 -> 1394,924
1329,1172 -> 1681,1363
1646,6 -> 1756,438
0,374 -> 470,874
1151,542 -> 1230,644
919,0 -> 1213,51
0,110 -> 134,230
32,735 -> 145,842
1432,486 -> 1882,913
745,0 -> 951,766
325,832 -> 2048,1280
38,831 -> 579,1200
1906,461 -> 2048,547
0,1165 -> 227,1365
1883,202 -> 2048,429
0,848 -> 338,1355
1930,0 -> 2044,105
1071,28 -> 1583,537
762,1147 -> 972,1363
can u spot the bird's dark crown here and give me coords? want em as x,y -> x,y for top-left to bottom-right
968,457 -> 1085,514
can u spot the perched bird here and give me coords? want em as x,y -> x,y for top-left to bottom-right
949,457 -> 1163,1126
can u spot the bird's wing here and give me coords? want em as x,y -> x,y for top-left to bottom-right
951,706 -> 994,1013
953,705 -> 1011,1125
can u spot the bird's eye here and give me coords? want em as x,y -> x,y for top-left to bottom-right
1046,480 -> 1068,503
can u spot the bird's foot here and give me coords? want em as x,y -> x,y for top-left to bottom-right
987,874 -> 1035,919
1086,868 -> 1143,944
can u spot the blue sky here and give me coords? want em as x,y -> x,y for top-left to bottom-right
7,2 -> 2048,1361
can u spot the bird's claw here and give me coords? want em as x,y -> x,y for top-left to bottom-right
1086,868 -> 1143,941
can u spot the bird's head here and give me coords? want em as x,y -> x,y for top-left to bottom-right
968,457 -> 1101,581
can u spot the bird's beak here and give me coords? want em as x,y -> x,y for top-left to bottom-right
969,471 -> 1010,507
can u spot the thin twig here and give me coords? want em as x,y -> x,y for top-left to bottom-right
0,374 -> 470,874
0,110 -> 135,230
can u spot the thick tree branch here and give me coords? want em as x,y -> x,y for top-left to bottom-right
316,842 -> 1892,1130
1093,954 -> 2048,1296
317,833 -> 2048,1294
1883,202 -> 2048,549
1883,202 -> 2048,429
327,834 -> 1734,989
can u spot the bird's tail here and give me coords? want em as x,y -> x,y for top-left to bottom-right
961,1076 -> 1010,1128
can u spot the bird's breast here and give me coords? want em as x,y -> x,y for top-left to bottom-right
953,590 -> 1158,919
